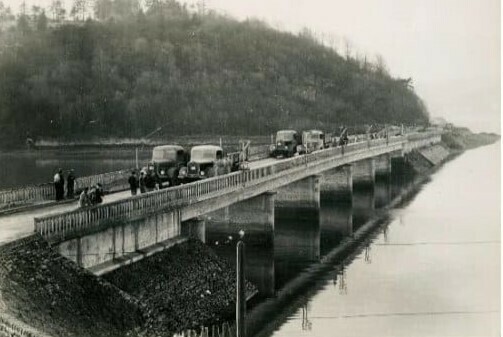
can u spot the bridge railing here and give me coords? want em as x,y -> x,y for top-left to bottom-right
34,135 -> 414,240
0,169 -> 131,207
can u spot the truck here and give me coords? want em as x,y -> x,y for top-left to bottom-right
179,145 -> 236,182
150,145 -> 189,188
298,130 -> 327,154
269,130 -> 301,158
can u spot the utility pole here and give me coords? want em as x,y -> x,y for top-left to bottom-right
236,231 -> 246,337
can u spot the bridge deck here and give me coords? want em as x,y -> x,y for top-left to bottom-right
0,157 -> 282,244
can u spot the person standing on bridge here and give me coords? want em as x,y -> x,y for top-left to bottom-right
66,169 -> 76,199
139,171 -> 146,194
128,171 -> 138,196
53,168 -> 64,201
79,187 -> 90,207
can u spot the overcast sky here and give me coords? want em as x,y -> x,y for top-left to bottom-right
4,0 -> 501,133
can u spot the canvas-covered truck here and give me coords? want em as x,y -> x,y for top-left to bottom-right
297,130 -> 327,154
269,130 -> 301,158
179,145 -> 236,182
150,145 -> 189,188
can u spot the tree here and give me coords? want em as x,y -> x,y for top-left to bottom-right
50,0 -> 66,22
71,0 -> 89,21
0,2 -> 15,24
94,0 -> 112,20
36,11 -> 48,31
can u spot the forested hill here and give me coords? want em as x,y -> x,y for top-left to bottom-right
0,1 -> 429,146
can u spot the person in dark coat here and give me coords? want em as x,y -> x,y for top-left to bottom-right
144,170 -> 156,192
66,169 -> 76,198
139,171 -> 147,194
94,183 -> 104,204
128,171 -> 138,196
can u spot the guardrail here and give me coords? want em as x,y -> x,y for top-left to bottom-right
34,133 -> 436,240
0,169 -> 131,207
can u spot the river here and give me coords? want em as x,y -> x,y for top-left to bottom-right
206,143 -> 500,337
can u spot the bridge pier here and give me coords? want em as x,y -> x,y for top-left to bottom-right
181,217 -> 206,243
320,165 -> 353,204
206,192 -> 276,297
375,154 -> 392,178
275,175 -> 321,210
207,192 -> 276,245
352,158 -> 375,190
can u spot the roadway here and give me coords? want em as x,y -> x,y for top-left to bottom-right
0,156 -> 284,245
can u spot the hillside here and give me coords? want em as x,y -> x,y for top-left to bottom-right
0,1 -> 429,147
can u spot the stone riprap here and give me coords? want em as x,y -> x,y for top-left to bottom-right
0,235 -> 143,337
104,239 -> 256,336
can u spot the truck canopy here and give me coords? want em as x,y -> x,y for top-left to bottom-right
191,145 -> 224,163
152,145 -> 186,162
303,130 -> 325,142
276,130 -> 298,142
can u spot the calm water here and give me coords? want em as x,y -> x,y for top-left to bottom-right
0,149 -> 152,189
206,142 -> 500,337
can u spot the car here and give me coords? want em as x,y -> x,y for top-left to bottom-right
150,145 -> 188,188
269,130 -> 301,158
179,145 -> 233,182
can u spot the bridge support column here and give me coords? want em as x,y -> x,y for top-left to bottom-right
352,158 -> 375,189
320,165 -> 352,204
275,175 -> 321,210
207,192 -> 276,245
375,154 -> 392,179
206,192 -> 276,297
181,217 -> 206,243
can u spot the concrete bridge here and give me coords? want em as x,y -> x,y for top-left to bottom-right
26,132 -> 440,274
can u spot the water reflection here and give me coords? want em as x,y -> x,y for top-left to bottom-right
206,217 -> 275,298
352,189 -> 374,230
274,207 -> 320,289
319,199 -> 352,256
374,176 -> 391,209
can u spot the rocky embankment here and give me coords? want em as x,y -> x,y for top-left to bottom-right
0,237 -> 254,337
441,127 -> 500,151
407,128 -> 499,174
104,239 -> 256,336
0,235 -> 143,337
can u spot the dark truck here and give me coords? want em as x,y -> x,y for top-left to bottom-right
150,145 -> 188,188
269,130 -> 301,158
179,145 -> 237,182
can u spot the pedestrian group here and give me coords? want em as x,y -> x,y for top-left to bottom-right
53,168 -> 104,208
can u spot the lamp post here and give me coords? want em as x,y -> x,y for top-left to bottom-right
236,230 -> 246,337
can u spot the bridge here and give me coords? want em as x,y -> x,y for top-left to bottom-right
0,131 -> 441,275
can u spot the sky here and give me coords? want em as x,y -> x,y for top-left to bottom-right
3,0 -> 501,133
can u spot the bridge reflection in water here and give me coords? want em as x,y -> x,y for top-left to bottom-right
204,161 -> 412,304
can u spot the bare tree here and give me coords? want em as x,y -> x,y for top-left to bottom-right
71,0 -> 90,21
344,37 -> 352,61
50,0 -> 66,22
374,54 -> 389,76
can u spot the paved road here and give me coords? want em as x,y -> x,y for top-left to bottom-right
0,156 -> 285,245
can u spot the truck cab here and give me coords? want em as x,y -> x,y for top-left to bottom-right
269,130 -> 301,158
179,145 -> 232,182
299,130 -> 326,154
151,145 -> 188,188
